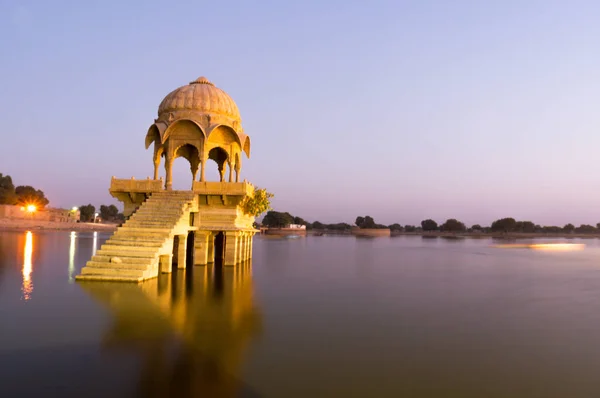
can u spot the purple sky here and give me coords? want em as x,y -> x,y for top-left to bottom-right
2,0 -> 600,227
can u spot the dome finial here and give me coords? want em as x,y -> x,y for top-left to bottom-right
190,76 -> 214,86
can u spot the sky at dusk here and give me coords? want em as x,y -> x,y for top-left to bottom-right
2,0 -> 600,227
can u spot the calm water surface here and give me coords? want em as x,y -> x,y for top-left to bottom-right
2,231 -> 600,397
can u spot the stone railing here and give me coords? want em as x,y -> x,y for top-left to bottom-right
110,176 -> 164,193
192,181 -> 254,196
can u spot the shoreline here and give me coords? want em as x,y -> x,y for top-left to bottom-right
307,230 -> 600,240
0,219 -> 118,233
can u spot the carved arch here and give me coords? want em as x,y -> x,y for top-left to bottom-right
206,124 -> 243,148
242,135 -> 251,158
145,124 -> 162,149
161,119 -> 205,144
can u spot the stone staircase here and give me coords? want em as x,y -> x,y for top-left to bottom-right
76,191 -> 196,282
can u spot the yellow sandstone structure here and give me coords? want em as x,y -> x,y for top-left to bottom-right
76,76 -> 258,282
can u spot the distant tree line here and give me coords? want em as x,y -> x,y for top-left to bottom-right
78,204 -> 124,223
259,211 -> 600,235
0,173 -> 49,208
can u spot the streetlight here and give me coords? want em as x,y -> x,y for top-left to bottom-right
94,212 -> 99,223
24,204 -> 36,220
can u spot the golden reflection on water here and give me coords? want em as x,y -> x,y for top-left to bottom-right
80,262 -> 261,397
92,231 -> 97,256
22,231 -> 33,300
68,231 -> 76,282
493,243 -> 586,251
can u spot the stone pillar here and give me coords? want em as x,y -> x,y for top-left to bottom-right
207,233 -> 215,263
177,234 -> 187,269
199,160 -> 205,182
160,254 -> 172,273
165,155 -> 173,191
218,162 -> 225,182
237,233 -> 245,263
224,232 -> 239,266
228,161 -> 234,182
194,232 -> 209,265
153,159 -> 160,180
191,163 -> 199,185
248,234 -> 253,260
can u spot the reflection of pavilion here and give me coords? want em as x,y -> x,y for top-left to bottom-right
81,263 -> 261,397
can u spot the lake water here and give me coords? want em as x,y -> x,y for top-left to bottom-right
2,231 -> 600,397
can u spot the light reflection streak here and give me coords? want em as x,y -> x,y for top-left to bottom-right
493,243 -> 586,251
92,231 -> 97,256
22,231 -> 33,300
68,231 -> 76,282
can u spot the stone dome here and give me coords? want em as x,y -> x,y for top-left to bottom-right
157,76 -> 241,122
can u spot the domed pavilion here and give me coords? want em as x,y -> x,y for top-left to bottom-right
76,76 -> 258,282
146,76 -> 251,189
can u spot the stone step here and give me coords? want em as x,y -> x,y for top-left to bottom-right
95,248 -> 157,258
109,235 -> 167,243
92,255 -> 150,264
112,233 -> 170,242
117,227 -> 172,233
100,244 -> 158,253
129,214 -> 182,221
125,222 -> 178,228
133,208 -> 183,213
135,207 -> 186,213
125,219 -> 180,225
112,233 -> 170,241
84,261 -> 149,270
81,267 -> 146,278
75,274 -> 145,283
104,239 -> 164,247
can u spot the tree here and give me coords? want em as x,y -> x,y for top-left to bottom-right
389,223 -> 403,231
513,221 -> 535,233
240,188 -> 274,217
404,225 -> 416,232
312,221 -> 325,230
356,215 -> 377,229
421,219 -> 438,231
327,223 -> 352,231
490,218 -> 517,233
261,211 -> 294,228
440,219 -> 466,232
293,216 -> 308,226
471,224 -> 482,231
542,225 -> 562,233
563,223 -> 575,233
15,185 -> 49,208
100,204 -> 119,221
79,204 -> 95,222
576,224 -> 596,234
0,173 -> 17,205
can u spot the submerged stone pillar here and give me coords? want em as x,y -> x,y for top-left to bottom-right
160,254 -> 172,273
224,231 -> 239,266
177,234 -> 187,269
194,232 -> 209,266
236,234 -> 244,263
207,233 -> 215,263
248,234 -> 253,260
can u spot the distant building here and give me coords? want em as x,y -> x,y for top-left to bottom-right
0,205 -> 80,223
